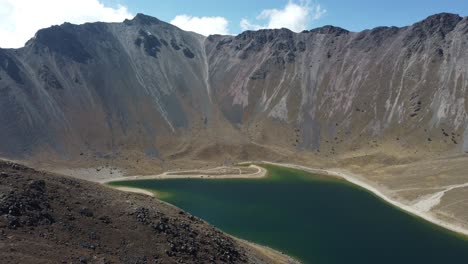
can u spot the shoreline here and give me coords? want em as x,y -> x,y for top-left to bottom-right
105,160 -> 468,262
259,161 -> 468,237
105,175 -> 299,264
100,164 -> 266,184
104,161 -> 468,237
111,186 -> 155,197
232,236 -> 300,264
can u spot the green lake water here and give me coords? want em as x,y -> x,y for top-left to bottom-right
109,164 -> 468,263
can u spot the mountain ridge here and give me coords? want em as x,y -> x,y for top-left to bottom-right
1,12 -> 468,161
2,11 -> 468,239
2,11 -> 468,262
9,12 -> 464,51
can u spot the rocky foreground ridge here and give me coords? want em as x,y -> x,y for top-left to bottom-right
0,160 -> 278,263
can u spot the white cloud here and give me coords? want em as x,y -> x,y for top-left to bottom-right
240,0 -> 326,32
170,15 -> 229,36
0,0 -> 132,48
240,18 -> 263,31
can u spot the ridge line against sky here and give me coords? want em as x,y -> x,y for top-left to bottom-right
0,0 -> 467,48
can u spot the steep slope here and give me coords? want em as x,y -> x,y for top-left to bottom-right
1,13 -> 468,162
206,13 -> 468,154
0,14 -> 218,161
1,11 -> 468,249
0,160 -> 289,263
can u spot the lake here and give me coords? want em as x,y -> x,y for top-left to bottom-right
109,164 -> 468,263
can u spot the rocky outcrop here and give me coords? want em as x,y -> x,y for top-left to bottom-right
0,160 -> 268,263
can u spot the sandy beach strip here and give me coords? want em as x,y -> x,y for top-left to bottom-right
100,164 -> 266,184
111,186 -> 155,197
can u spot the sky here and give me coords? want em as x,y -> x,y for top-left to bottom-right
0,0 -> 467,48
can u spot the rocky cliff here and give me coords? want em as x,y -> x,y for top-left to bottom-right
1,13 -> 468,162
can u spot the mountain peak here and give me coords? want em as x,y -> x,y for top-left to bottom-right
422,12 -> 462,23
415,12 -> 462,33
307,25 -> 349,36
26,24 -> 91,63
125,13 -> 162,26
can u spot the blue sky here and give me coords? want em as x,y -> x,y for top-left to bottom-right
1,0 -> 467,48
117,0 -> 468,33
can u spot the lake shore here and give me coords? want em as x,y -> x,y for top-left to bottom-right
106,176 -> 299,264
100,164 -> 267,184
111,186 -> 155,197
233,236 -> 300,264
105,160 -> 468,263
258,161 -> 468,237
105,160 -> 468,238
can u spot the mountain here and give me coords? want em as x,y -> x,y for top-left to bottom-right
0,14 -> 210,160
3,12 -> 468,262
1,13 -> 467,164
